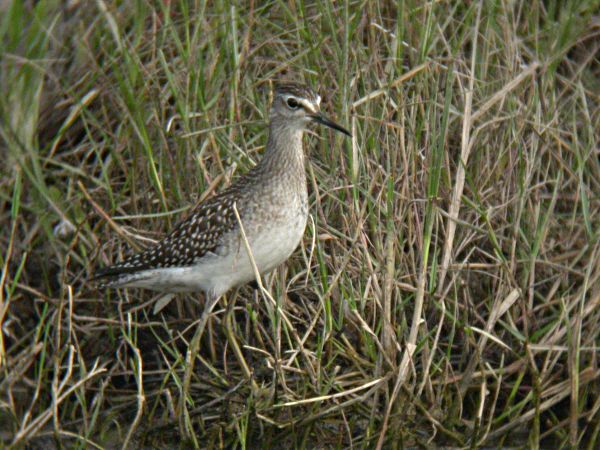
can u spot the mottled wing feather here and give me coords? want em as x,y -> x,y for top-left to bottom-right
93,192 -> 238,281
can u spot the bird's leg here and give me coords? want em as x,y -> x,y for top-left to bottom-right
179,292 -> 221,436
223,292 -> 258,388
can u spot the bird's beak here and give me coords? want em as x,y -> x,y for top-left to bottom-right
310,113 -> 351,137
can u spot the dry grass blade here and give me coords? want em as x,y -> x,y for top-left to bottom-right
276,376 -> 386,407
10,362 -> 107,447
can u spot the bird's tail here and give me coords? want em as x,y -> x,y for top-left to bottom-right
92,263 -> 152,288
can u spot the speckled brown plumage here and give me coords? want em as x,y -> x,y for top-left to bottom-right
94,192 -> 238,278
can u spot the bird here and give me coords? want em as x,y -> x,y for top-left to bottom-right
94,81 -> 351,340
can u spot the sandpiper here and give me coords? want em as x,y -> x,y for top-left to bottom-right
94,82 -> 351,335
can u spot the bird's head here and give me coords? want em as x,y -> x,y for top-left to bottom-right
270,82 -> 351,137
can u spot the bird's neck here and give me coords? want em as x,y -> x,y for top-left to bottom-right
258,121 -> 305,175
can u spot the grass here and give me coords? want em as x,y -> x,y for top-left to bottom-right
1,0 -> 599,448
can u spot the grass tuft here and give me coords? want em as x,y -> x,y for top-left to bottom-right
1,0 -> 599,448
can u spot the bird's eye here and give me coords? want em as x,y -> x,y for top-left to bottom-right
286,98 -> 300,109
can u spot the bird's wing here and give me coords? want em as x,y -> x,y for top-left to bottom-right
93,192 -> 239,281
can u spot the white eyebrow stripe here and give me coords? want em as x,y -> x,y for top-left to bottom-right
299,99 -> 317,114
282,94 -> 318,113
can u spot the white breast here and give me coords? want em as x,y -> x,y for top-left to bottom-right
207,206 -> 308,295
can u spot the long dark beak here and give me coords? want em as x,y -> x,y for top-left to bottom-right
310,113 -> 351,137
